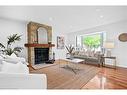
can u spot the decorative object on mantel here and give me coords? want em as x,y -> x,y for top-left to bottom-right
118,33 -> 127,42
103,42 -> 114,57
48,41 -> 52,44
0,34 -> 23,56
57,36 -> 65,49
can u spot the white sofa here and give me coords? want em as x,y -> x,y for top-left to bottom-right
0,54 -> 47,89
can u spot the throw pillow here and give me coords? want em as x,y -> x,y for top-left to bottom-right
94,51 -> 101,58
10,53 -> 17,58
6,54 -> 26,64
0,54 -> 7,59
1,61 -> 29,74
85,50 -> 91,56
89,51 -> 95,57
78,51 -> 83,55
5,57 -> 26,64
74,51 -> 79,55
0,55 -> 3,59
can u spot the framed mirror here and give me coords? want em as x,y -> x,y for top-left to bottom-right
118,33 -> 127,42
37,27 -> 48,44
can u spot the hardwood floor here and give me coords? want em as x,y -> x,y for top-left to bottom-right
30,60 -> 127,89
31,62 -> 100,89
82,67 -> 127,89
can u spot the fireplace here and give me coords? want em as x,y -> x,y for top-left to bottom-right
34,48 -> 49,64
25,22 -> 55,67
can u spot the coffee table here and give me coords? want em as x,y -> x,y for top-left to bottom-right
61,58 -> 85,74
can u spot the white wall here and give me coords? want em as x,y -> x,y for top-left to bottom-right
67,20 -> 127,68
0,18 -> 27,59
0,18 -> 67,61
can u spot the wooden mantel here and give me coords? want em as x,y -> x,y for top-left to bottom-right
25,43 -> 55,48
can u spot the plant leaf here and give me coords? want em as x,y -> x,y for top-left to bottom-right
4,48 -> 13,55
7,34 -> 22,46
0,43 -> 5,48
13,47 -> 23,53
65,45 -> 74,54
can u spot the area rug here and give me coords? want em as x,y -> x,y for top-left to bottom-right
30,63 -> 100,89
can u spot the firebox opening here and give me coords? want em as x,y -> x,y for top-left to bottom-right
34,48 -> 49,64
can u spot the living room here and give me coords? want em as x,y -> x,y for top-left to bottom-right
0,5 -> 127,91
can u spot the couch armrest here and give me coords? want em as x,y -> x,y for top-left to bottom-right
0,73 -> 47,89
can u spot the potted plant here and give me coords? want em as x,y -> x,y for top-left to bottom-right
0,34 -> 23,56
65,45 -> 74,59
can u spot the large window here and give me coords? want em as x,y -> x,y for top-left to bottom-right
76,32 -> 104,51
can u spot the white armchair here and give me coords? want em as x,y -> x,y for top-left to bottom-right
0,73 -> 47,89
0,54 -> 47,89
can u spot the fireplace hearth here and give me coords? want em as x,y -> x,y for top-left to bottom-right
34,48 -> 49,64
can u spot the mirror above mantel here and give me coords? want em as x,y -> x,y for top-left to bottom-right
37,27 -> 48,44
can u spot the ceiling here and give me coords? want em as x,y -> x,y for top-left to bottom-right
0,6 -> 127,34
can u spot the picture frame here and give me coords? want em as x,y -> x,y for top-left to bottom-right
57,36 -> 65,49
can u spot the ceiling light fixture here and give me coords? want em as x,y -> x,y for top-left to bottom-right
69,25 -> 73,28
100,15 -> 104,18
49,17 -> 53,21
96,9 -> 101,12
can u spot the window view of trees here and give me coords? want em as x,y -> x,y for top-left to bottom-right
76,33 -> 103,51
83,34 -> 101,50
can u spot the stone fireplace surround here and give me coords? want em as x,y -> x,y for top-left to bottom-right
25,22 -> 55,67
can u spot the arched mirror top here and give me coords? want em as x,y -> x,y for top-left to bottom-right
37,27 -> 47,32
37,27 -> 48,44
27,22 -> 52,44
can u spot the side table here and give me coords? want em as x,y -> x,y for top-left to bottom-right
101,56 -> 117,69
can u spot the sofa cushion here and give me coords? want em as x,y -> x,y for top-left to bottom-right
78,51 -> 84,56
73,51 -> 79,55
86,57 -> 98,62
85,50 -> 91,56
1,61 -> 29,74
94,51 -> 101,58
89,50 -> 95,57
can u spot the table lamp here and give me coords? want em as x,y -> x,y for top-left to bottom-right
103,42 -> 114,57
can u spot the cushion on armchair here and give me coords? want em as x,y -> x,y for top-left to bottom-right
1,61 -> 29,74
0,53 -> 26,64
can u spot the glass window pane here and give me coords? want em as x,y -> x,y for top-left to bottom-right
76,32 -> 104,51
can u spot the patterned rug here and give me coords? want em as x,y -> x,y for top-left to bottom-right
30,63 -> 100,89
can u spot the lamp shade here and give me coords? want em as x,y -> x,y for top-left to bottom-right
103,42 -> 114,49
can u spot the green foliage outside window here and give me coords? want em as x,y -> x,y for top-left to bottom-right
83,34 -> 101,50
